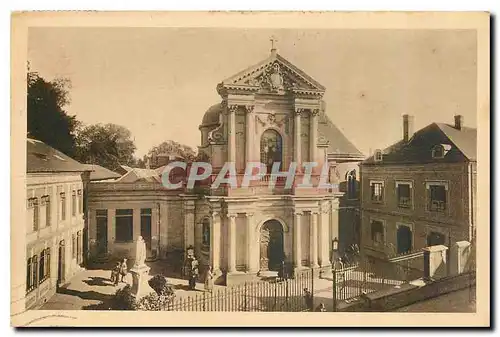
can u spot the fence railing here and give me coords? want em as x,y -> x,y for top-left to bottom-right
332,257 -> 423,310
164,257 -> 422,312
166,269 -> 314,312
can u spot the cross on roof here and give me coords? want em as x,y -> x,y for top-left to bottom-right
270,36 -> 278,51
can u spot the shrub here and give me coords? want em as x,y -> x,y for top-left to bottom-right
111,285 -> 137,310
148,275 -> 175,297
136,292 -> 174,311
134,275 -> 175,311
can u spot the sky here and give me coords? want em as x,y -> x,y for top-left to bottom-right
28,28 -> 477,158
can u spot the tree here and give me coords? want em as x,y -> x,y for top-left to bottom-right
147,140 -> 197,163
75,123 -> 137,172
27,70 -> 79,156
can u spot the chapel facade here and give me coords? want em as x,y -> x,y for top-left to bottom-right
86,47 -> 364,285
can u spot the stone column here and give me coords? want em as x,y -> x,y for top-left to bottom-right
245,105 -> 255,163
210,211 -> 221,274
318,209 -> 330,267
310,212 -> 319,268
309,109 -> 319,165
184,202 -> 195,250
151,203 -> 160,258
453,241 -> 472,275
294,109 -> 303,170
107,208 -> 115,252
227,214 -> 237,273
294,212 -> 303,269
228,105 -> 238,164
245,213 -> 257,273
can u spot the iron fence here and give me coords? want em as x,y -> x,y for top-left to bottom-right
332,255 -> 424,310
164,254 -> 424,312
166,269 -> 314,312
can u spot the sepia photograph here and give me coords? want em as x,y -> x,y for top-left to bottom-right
10,11 -> 490,327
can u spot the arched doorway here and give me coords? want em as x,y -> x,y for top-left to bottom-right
259,220 -> 284,272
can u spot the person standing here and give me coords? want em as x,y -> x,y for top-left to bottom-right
189,257 -> 199,290
111,262 -> 121,286
204,266 -> 214,293
304,288 -> 313,311
120,258 -> 128,283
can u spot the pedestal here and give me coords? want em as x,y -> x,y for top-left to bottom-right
130,264 -> 151,298
423,245 -> 448,280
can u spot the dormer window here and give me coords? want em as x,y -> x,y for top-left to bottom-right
432,144 -> 451,159
374,150 -> 383,162
432,145 -> 444,159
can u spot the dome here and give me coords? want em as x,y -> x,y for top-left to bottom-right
201,103 -> 222,126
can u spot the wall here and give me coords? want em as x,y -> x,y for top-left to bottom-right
339,271 -> 476,312
360,162 -> 471,258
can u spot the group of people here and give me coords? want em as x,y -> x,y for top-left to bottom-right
185,253 -> 214,292
110,258 -> 128,286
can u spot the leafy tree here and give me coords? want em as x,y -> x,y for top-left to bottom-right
147,140 -> 197,163
27,70 -> 79,156
75,123 -> 137,172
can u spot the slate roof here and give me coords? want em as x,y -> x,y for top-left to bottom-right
115,168 -> 162,183
83,164 -> 122,181
363,122 -> 477,165
318,111 -> 365,160
27,138 -> 90,173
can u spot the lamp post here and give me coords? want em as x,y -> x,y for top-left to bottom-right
331,237 -> 339,312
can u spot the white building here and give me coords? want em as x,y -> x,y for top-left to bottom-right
23,138 -> 88,309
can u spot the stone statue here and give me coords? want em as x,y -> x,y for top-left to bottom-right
134,236 -> 147,267
269,63 -> 284,91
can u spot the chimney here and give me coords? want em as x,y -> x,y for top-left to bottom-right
403,114 -> 415,142
454,115 -> 464,130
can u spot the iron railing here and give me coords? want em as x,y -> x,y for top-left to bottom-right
166,269 -> 314,312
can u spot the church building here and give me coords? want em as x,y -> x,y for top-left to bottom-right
87,46 -> 364,285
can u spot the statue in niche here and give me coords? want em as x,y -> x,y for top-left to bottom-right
260,229 -> 270,271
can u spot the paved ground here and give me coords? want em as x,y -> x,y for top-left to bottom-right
39,261 -> 404,311
40,261 -> 227,310
395,287 -> 476,312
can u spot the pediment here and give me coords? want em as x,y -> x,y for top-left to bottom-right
219,53 -> 325,96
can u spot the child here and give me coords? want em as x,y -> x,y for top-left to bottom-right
111,262 -> 120,286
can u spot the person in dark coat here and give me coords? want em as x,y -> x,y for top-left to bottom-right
188,258 -> 199,290
304,288 -> 313,311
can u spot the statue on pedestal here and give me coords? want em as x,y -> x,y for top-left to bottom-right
134,236 -> 147,268
130,236 -> 151,298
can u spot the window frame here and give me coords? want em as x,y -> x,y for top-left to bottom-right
369,180 -> 385,203
426,181 -> 449,213
260,128 -> 283,173
115,209 -> 134,243
26,254 -> 38,294
396,223 -> 414,254
71,190 -> 76,217
370,218 -> 386,247
77,189 -> 83,214
60,192 -> 66,221
395,181 -> 413,209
